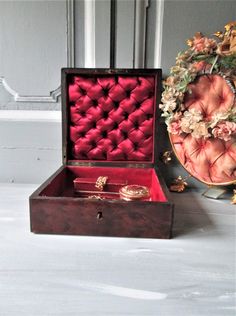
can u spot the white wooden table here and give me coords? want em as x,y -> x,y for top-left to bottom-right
0,183 -> 235,316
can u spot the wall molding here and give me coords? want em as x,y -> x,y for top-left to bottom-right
67,0 -> 75,67
0,110 -> 61,122
0,0 -> 75,104
154,0 -> 164,68
84,0 -> 95,67
0,77 -> 61,103
133,0 -> 149,68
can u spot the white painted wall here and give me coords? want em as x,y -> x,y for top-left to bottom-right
0,0 -> 67,98
0,111 -> 61,184
0,0 -> 69,183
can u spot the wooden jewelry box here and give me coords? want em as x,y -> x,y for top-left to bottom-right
29,68 -> 174,239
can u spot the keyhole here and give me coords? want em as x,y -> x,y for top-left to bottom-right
97,211 -> 103,220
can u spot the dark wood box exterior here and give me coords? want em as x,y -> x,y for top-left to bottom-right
29,68 -> 174,239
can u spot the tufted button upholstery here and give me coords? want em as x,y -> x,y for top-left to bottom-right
170,74 -> 236,184
68,75 -> 155,161
184,74 -> 234,119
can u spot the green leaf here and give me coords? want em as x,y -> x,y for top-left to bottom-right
205,56 -> 216,64
192,54 -> 210,61
219,54 -> 236,69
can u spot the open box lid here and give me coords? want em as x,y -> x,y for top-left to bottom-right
61,68 -> 162,167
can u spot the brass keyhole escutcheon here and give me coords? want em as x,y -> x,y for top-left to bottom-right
97,211 -> 103,220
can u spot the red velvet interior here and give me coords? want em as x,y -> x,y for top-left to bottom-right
73,177 -> 127,193
39,166 -> 167,202
68,75 -> 156,162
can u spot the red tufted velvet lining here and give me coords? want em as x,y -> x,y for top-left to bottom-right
171,74 -> 236,184
68,75 -> 156,162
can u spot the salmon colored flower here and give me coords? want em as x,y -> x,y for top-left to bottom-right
164,76 -> 177,87
212,121 -> 236,141
167,120 -> 182,135
191,33 -> 217,54
192,61 -> 211,72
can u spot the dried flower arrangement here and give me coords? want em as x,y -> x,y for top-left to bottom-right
160,22 -> 236,142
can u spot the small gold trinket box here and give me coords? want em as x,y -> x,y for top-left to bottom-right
119,185 -> 150,201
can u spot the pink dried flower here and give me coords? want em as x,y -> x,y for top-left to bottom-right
212,121 -> 236,141
168,120 -> 182,135
192,33 -> 217,54
192,61 -> 211,72
164,76 -> 177,87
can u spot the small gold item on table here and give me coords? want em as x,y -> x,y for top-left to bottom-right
95,176 -> 108,191
231,189 -> 236,204
119,185 -> 150,201
169,175 -> 188,193
161,151 -> 172,164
